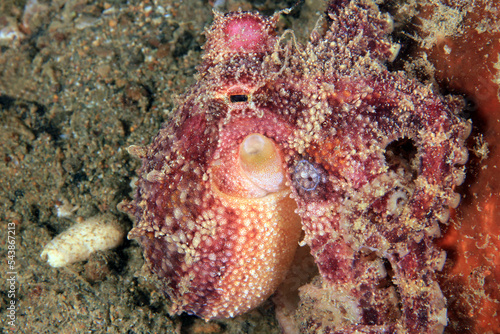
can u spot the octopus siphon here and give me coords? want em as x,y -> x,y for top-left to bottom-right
120,0 -> 471,333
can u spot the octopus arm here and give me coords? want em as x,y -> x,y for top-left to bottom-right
311,0 -> 399,69
128,100 -> 231,316
292,71 -> 468,332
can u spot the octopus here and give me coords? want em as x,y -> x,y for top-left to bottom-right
119,0 -> 471,333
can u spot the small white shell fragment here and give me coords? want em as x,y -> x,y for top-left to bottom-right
40,215 -> 125,268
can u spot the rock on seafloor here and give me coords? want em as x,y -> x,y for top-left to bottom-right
40,215 -> 125,268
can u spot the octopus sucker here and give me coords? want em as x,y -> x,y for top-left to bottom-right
123,0 -> 469,332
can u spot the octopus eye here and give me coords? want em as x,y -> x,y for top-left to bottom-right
229,94 -> 248,102
294,160 -> 321,191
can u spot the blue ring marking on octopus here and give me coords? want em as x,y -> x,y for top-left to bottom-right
294,160 -> 321,191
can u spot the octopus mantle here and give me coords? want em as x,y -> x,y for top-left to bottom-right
121,1 -> 470,333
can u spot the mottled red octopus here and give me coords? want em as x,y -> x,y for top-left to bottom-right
413,1 -> 500,332
120,0 -> 470,333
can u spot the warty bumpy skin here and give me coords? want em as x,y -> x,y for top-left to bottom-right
120,0 -> 471,332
